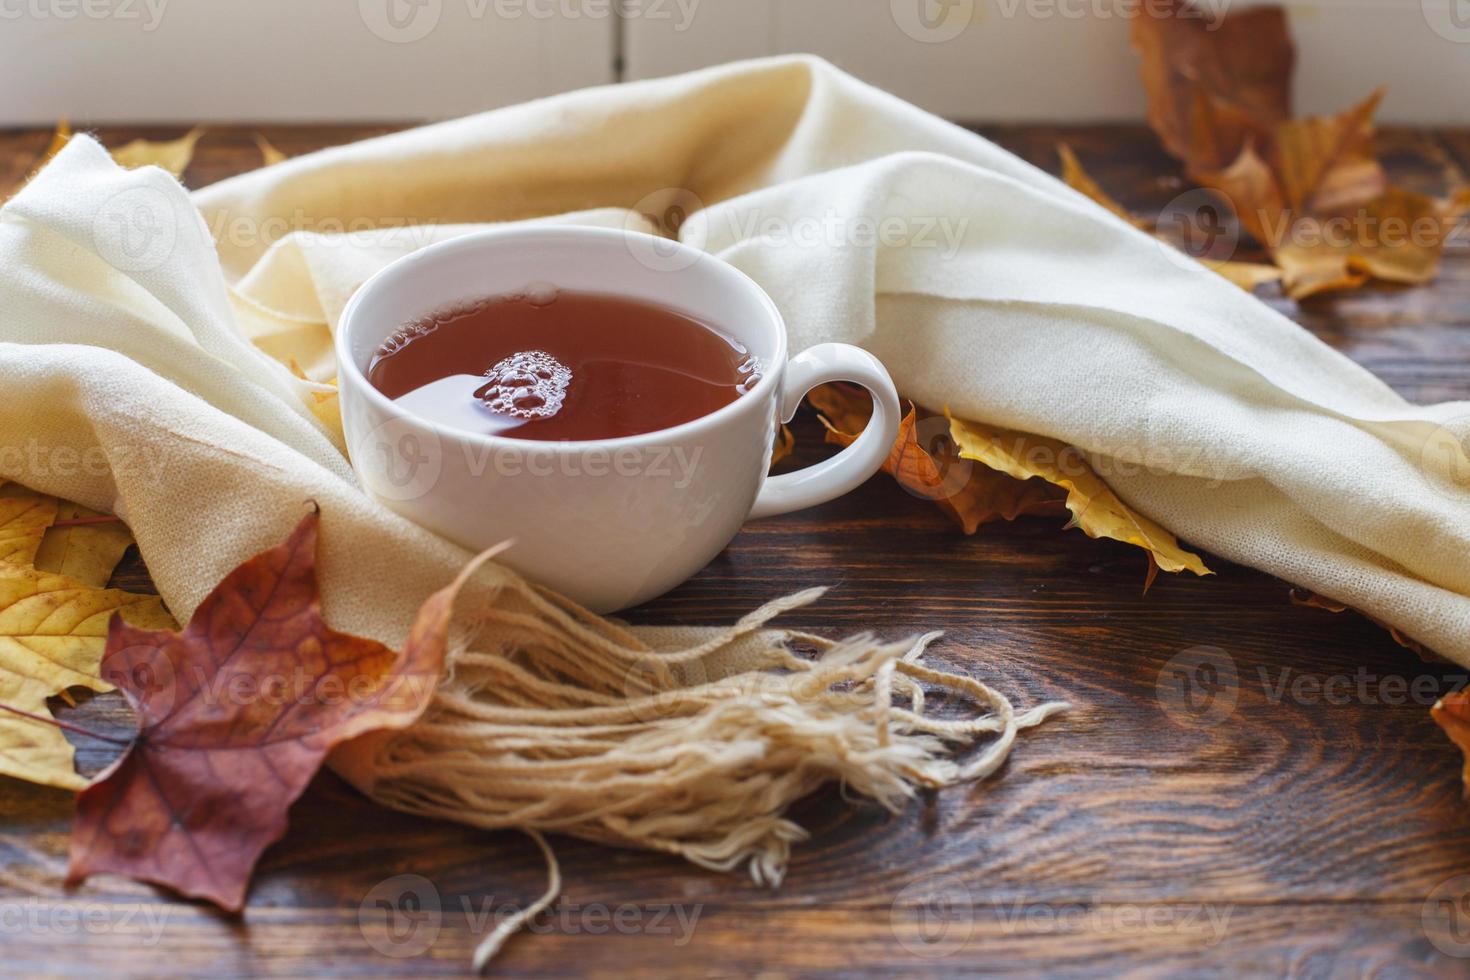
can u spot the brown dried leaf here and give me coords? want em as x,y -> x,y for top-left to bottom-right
1132,9 -> 1461,299
1057,144 -> 1150,228
1272,91 -> 1386,215
1348,186 -> 1470,285
1132,1 -> 1293,171
254,134 -> 288,167
1432,691 -> 1470,798
1196,141 -> 1285,247
1274,187 -> 1467,299
770,424 -> 795,468
948,414 -> 1213,579
1199,258 -> 1282,292
1274,232 -> 1371,300
809,384 -> 1064,534
807,381 -> 876,435
1288,588 -> 1437,662
1186,88 -> 1275,176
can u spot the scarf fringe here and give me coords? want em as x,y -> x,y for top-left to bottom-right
361,580 -> 1066,970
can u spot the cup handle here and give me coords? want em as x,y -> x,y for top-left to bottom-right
749,343 -> 902,520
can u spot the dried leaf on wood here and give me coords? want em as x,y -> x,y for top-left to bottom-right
1195,140 -> 1285,246
0,483 -> 59,566
1133,6 -> 1462,299
109,127 -> 204,179
809,384 -> 1064,535
1186,88 -> 1275,175
1432,691 -> 1470,798
1272,187 -> 1468,299
770,424 -> 795,467
33,503 -> 134,590
1288,588 -> 1437,662
0,565 -> 173,791
66,509 -> 444,911
254,134 -> 289,167
1271,91 -> 1386,216
1131,0 -> 1293,171
1058,144 -> 1151,228
0,483 -> 166,790
947,414 -> 1213,581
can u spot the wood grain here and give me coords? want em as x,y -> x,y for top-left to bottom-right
2,123 -> 1470,977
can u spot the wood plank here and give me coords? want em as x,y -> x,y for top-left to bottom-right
0,900 -> 1463,977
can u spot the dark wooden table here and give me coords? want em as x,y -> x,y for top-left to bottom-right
3,123 -> 1470,978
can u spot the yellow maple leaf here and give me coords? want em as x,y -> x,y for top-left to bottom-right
948,414 -> 1213,584
0,482 -> 59,566
0,565 -> 175,790
2,121 -> 72,203
1057,143 -> 1152,229
1199,258 -> 1283,292
39,120 -> 72,166
286,357 -> 346,444
0,485 -> 173,790
110,127 -> 204,178
1433,691 -> 1470,799
33,502 -> 136,590
770,424 -> 795,467
254,133 -> 289,167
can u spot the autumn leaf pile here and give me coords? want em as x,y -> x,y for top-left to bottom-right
1062,0 -> 1470,299
804,383 -> 1212,587
0,487 -> 450,913
66,510 -> 445,911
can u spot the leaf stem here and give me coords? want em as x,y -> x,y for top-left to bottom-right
0,702 -> 132,746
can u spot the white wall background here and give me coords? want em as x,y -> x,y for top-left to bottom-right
0,0 -> 1466,124
0,1 -> 613,123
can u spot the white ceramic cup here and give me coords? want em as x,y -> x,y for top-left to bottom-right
336,226 -> 901,612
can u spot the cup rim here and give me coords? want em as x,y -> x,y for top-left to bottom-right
335,225 -> 789,451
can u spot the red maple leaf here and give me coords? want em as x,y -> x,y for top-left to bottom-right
66,508 -> 444,911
